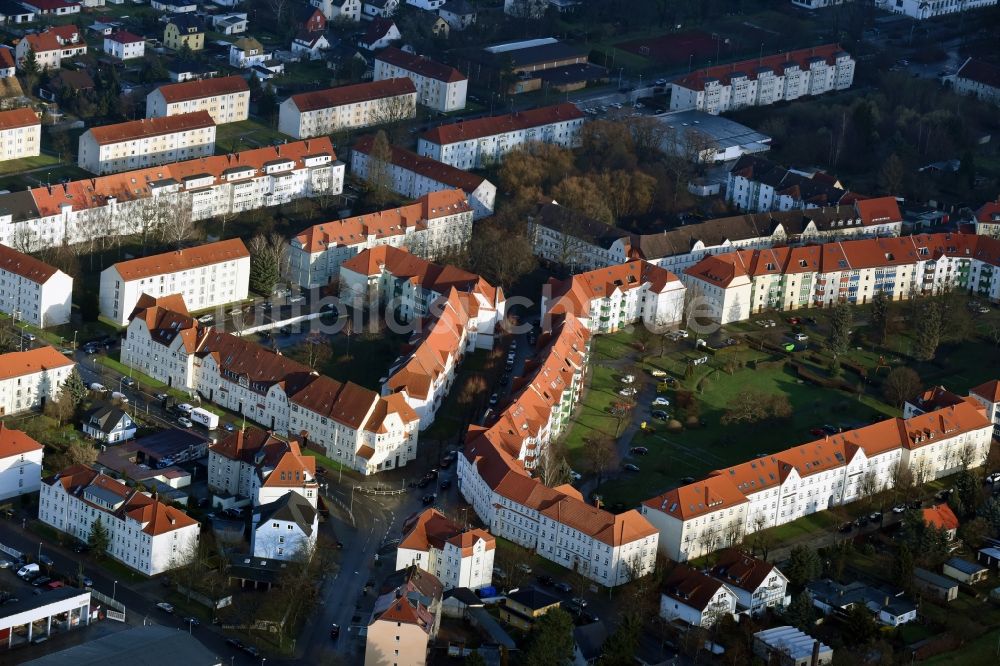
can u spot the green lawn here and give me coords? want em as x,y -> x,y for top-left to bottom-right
214,118 -> 288,152
273,60 -> 334,87
0,164 -> 91,192
282,325 -> 409,393
0,153 -> 63,176
924,629 -> 1000,664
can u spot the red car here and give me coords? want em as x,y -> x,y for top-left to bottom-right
787,317 -> 801,325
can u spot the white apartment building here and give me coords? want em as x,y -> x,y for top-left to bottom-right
289,189 -> 473,288
0,107 -> 40,162
278,78 -> 417,139
99,238 -> 249,326
351,135 -> 496,219
670,44 -> 854,115
395,508 -> 495,590
530,199 -> 903,277
0,346 -> 74,417
951,57 -> 1000,106
727,155 -> 851,213
0,243 -> 72,327
969,380 -> 1000,438
365,568 -> 442,666
123,295 -> 421,474
207,429 -> 319,508
311,0 -> 362,21
251,492 -> 318,561
680,233 -> 1000,326
146,76 -> 250,124
876,0 -> 996,19
0,49 -> 15,78
458,314 -> 661,587
642,399 -> 993,561
39,464 -> 200,575
0,138 -> 342,253
417,102 -> 585,169
542,260 -> 685,334
0,424 -> 43,501
103,30 -> 145,60
15,25 -> 87,71
373,47 -> 468,112
78,111 -> 216,175
660,565 -> 738,627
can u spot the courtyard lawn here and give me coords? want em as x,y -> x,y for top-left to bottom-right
283,327 -> 409,393
214,118 -> 287,153
0,153 -> 63,176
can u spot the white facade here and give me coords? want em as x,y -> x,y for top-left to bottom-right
103,32 -> 145,60
99,239 -> 249,326
644,399 -> 993,561
229,38 -> 268,69
0,347 -> 74,417
0,244 -> 72,327
876,0 -> 996,19
417,103 -> 585,169
78,112 -> 216,175
311,0 -> 362,21
15,26 -> 87,71
289,190 -> 474,288
0,138 -> 342,254
278,79 -> 417,139
351,139 -> 496,219
146,77 -> 250,124
39,466 -> 200,576
0,426 -> 42,501
670,45 -> 854,115
660,578 -> 738,627
0,109 -> 40,162
251,495 -> 318,561
395,510 -> 495,591
951,57 -> 1000,106
373,48 -> 468,112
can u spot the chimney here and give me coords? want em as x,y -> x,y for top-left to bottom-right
810,639 -> 821,666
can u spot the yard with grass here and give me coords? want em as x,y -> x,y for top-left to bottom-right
214,117 -> 287,153
283,325 -> 409,393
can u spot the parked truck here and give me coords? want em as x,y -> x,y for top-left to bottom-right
189,407 -> 219,430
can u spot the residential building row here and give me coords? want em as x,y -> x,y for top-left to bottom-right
0,107 -> 40,162
0,346 -> 74,417
727,154 -> 855,213
288,189 -> 473,288
680,232 -> 1000,325
416,102 -> 585,169
78,111 -> 216,175
340,247 -> 505,428
542,259 -> 686,335
951,57 -> 1000,107
351,135 -> 496,219
529,197 -> 903,276
99,238 -> 250,326
373,46 -> 468,112
458,313 -> 661,587
146,75 -> 250,125
395,508 -> 495,591
0,138 -> 342,253
278,78 -> 417,139
669,44 -> 855,115
642,396 -> 995,561
875,0 -> 996,19
0,242 -> 72,327
39,464 -> 200,575
14,25 -> 86,71
123,295 -> 421,475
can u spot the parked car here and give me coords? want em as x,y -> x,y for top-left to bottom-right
569,471 -> 582,481
178,417 -> 193,428
421,494 -> 437,505
330,624 -> 340,640
489,393 -> 499,406
623,463 -> 640,472
629,447 -> 649,455
680,476 -> 695,484
516,563 -> 532,574
650,369 -> 667,378
619,387 -> 637,396
892,505 -> 907,514
620,374 -> 635,383
197,314 -> 214,323
537,574 -> 554,586
38,555 -> 53,567
31,576 -> 51,587
121,377 -> 136,388
554,581 -> 573,593
986,471 -> 1000,484
571,597 -> 589,608
156,602 -> 174,614
652,397 -> 670,406
792,333 -> 809,342
838,522 -> 853,533
651,410 -> 668,420
89,383 -> 107,393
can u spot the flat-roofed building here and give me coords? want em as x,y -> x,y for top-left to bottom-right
78,111 -> 216,174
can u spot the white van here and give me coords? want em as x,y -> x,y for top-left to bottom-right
176,403 -> 194,415
89,383 -> 107,393
17,563 -> 39,578
111,391 -> 129,404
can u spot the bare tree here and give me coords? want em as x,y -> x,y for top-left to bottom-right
371,94 -> 416,142
267,0 -> 289,23
158,194 -> 197,249
364,130 -> 394,207
582,434 -> 619,490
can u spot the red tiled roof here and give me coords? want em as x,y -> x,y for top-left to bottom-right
111,238 -> 247,281
361,17 -> 397,46
0,242 -> 58,282
421,103 -> 584,145
662,564 -> 729,612
923,503 -> 959,532
375,47 -> 466,83
23,25 -> 84,53
107,30 -> 144,44
0,423 -> 42,457
0,346 -> 73,381
977,198 -> 1000,225
547,260 -> 679,319
154,75 -> 248,104
86,111 -> 214,145
709,548 -> 780,592
855,196 -> 902,226
0,49 -> 14,70
353,135 -> 487,192
956,58 -> 1000,89
673,44 -> 849,92
970,379 -> 1000,403
288,78 -> 415,113
0,107 -> 39,131
23,0 -> 78,11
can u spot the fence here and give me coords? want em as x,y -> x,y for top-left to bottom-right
106,609 -> 126,623
90,589 -> 125,614
0,542 -> 21,559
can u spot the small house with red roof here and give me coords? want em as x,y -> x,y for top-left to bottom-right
709,548 -> 789,616
953,57 -> 1000,107
39,464 -> 200,575
660,564 -> 738,627
395,508 -> 495,590
366,566 -> 443,666
104,30 -> 145,60
207,428 -> 318,508
14,25 -> 86,71
0,424 -> 42,500
923,503 -> 960,540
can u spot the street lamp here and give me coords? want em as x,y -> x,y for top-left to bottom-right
112,580 -> 117,601
37,542 -> 42,560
